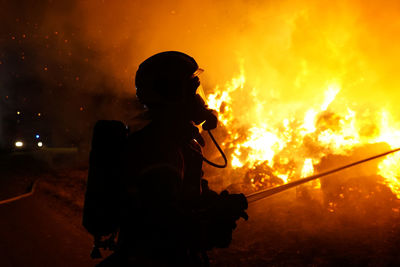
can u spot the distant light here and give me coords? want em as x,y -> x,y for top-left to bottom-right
35,134 -> 40,139
37,113 -> 41,117
37,142 -> 43,147
15,141 -> 24,147
17,111 -> 21,115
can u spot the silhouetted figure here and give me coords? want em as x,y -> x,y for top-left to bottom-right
83,51 -> 248,266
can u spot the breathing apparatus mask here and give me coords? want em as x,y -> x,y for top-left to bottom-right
135,51 -> 226,168
181,73 -> 218,131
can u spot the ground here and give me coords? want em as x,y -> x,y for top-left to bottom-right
1,152 -> 400,266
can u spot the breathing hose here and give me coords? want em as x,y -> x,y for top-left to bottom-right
202,130 -> 228,168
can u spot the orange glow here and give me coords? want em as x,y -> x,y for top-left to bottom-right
206,71 -> 400,199
61,0 -> 400,202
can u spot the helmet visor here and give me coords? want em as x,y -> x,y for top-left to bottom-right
191,68 -> 204,78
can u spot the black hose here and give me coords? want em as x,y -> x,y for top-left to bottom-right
202,130 -> 228,168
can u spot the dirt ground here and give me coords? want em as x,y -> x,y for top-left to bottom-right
37,170 -> 400,266
3,153 -> 400,266
210,192 -> 400,266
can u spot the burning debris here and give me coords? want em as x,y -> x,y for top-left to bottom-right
203,70 -> 400,214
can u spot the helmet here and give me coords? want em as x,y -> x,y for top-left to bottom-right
135,51 -> 217,130
135,51 -> 203,107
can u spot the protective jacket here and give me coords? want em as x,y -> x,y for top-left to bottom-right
117,120 -> 206,265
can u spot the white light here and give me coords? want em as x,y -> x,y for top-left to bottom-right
15,141 -> 24,147
37,142 -> 43,147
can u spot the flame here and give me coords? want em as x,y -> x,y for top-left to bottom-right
301,158 -> 314,178
232,127 -> 284,168
206,70 -> 400,199
321,83 -> 340,112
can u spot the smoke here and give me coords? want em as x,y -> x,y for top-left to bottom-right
3,0 -> 400,109
2,0 -> 400,143
53,0 -> 398,116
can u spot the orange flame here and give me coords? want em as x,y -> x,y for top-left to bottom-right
206,70 -> 400,198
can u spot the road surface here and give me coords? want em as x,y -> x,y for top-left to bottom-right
0,190 -> 101,267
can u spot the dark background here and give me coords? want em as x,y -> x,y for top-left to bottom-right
0,0 -> 141,152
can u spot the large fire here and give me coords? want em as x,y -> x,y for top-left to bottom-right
204,68 -> 400,204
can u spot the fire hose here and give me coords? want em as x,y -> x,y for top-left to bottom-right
245,147 -> 400,203
0,179 -> 40,206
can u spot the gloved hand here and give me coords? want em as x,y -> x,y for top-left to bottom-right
198,180 -> 248,249
219,190 -> 249,223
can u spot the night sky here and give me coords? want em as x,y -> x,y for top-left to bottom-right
1,0 -> 139,149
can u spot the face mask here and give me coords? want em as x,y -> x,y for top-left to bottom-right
191,94 -> 218,130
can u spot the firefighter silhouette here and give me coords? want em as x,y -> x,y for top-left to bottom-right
83,51 -> 248,266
